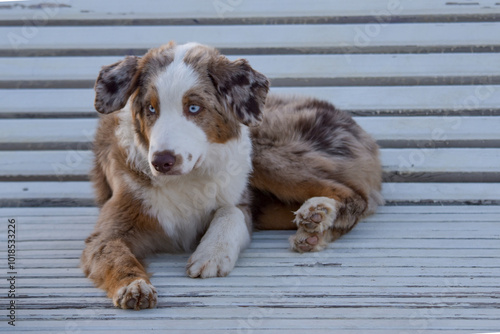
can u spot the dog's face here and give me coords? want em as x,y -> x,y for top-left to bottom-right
94,42 -> 269,177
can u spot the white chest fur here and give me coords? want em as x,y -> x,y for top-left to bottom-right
136,130 -> 253,251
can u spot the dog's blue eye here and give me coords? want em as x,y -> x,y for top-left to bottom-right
188,105 -> 201,114
148,105 -> 156,114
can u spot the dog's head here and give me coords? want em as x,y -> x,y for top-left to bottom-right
94,42 -> 269,177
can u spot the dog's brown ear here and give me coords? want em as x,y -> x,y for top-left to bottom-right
209,57 -> 269,126
94,56 -> 140,114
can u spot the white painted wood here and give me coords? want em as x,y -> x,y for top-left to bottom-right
12,276 -> 500,288
2,117 -> 499,146
13,238 -> 500,251
12,307 -> 500,321
1,205 -> 499,218
0,150 -> 93,178
1,23 -> 499,52
0,181 -> 93,200
0,119 -> 97,145
3,53 -> 499,83
2,85 -> 500,115
1,1 -> 499,332
382,183 -> 500,203
1,148 -> 499,179
9,318 -> 500,331
9,248 -> 500,260
1,0 -> 499,21
7,254 -> 500,269
4,224 -> 496,241
380,148 -> 500,173
0,181 -> 499,203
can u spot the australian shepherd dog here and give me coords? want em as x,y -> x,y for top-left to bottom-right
81,42 -> 383,309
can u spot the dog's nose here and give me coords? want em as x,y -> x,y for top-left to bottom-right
151,151 -> 177,173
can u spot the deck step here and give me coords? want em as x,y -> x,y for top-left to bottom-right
1,148 -> 499,182
1,0 -> 499,24
2,53 -> 499,88
0,181 -> 499,206
1,22 -> 500,56
1,117 -> 498,149
2,86 -> 500,117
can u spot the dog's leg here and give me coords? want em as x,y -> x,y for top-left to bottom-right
81,199 -> 159,310
186,206 -> 251,278
82,234 -> 157,310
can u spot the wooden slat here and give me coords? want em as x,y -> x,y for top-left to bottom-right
1,23 -> 500,56
2,85 -> 500,117
2,53 -> 499,88
1,148 -> 499,182
0,181 -> 499,206
5,86 -> 500,116
1,117 -> 499,149
7,318 -> 500,332
2,204 -> 500,218
1,0 -> 499,22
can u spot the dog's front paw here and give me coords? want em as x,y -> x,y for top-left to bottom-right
113,279 -> 157,310
186,243 -> 237,278
290,197 -> 338,253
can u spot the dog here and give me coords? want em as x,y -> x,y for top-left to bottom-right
81,41 -> 383,310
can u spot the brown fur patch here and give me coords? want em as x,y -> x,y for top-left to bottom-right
182,88 -> 240,143
184,44 -> 269,127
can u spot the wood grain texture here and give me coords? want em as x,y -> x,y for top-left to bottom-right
2,117 -> 499,149
2,85 -> 500,117
2,148 -> 500,182
2,53 -> 499,88
1,23 -> 500,56
1,0 -> 499,332
1,0 -> 499,22
0,206 -> 499,332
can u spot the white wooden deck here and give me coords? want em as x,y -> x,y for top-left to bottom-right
1,0 -> 500,332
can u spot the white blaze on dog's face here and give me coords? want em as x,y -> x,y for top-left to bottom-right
147,43 -> 207,176
94,41 -> 270,179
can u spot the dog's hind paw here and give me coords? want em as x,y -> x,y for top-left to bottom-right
293,197 -> 337,233
290,197 -> 338,253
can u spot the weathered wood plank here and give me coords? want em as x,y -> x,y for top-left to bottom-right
9,265 -> 500,277
2,148 -> 499,182
8,318 -> 500,331
8,248 -> 500,260
2,85 -> 500,117
8,239 -> 500,251
1,182 -> 499,205
6,256 -> 500,270
3,221 -> 499,243
15,306 -> 500,321
1,23 -> 500,56
11,276 -> 500,288
0,330 -> 488,334
1,205 -> 499,218
1,0 -> 499,23
2,53 -> 499,88
1,117 -> 499,149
